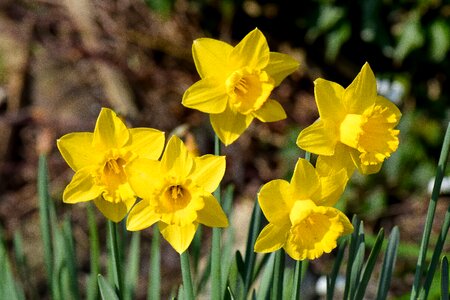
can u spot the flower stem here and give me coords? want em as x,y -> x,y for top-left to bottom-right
148,225 -> 160,300
108,220 -> 125,299
211,134 -> 222,299
291,260 -> 302,300
271,249 -> 285,300
181,251 -> 195,300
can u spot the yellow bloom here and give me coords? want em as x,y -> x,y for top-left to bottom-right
297,63 -> 401,176
126,135 -> 228,253
57,107 -> 165,222
254,159 -> 353,261
182,28 -> 299,146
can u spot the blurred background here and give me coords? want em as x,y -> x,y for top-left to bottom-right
0,0 -> 449,298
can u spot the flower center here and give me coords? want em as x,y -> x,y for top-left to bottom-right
163,184 -> 191,212
225,67 -> 274,114
339,105 -> 399,165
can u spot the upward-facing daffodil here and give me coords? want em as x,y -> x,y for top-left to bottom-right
57,107 -> 165,222
182,28 -> 299,145
297,63 -> 401,176
126,135 -> 228,254
254,159 -> 353,261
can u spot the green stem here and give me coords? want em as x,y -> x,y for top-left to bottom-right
291,260 -> 302,300
108,220 -> 125,299
211,134 -> 222,299
148,225 -> 161,300
181,251 -> 195,300
271,249 -> 285,300
87,204 -> 100,300
411,122 -> 450,299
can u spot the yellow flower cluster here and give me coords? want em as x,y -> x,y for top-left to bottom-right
58,28 -> 401,260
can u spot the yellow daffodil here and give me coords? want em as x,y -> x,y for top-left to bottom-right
182,28 -> 299,146
57,107 -> 165,222
297,63 -> 401,176
254,159 -> 353,261
126,135 -> 228,253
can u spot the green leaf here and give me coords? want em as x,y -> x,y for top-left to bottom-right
62,217 -> 80,299
98,274 -> 119,300
125,232 -> 140,300
327,238 -> 348,300
441,256 -> 449,300
325,22 -> 351,62
244,199 -> 263,295
393,12 -> 424,64
376,227 -> 400,300
256,253 -> 275,300
148,225 -> 161,300
429,19 -> 450,62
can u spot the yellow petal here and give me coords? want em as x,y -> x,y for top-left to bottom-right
290,159 -> 320,200
264,52 -> 299,86
196,193 -> 228,227
316,144 -> 357,179
57,132 -> 98,171
258,179 -> 292,224
314,78 -> 346,122
94,196 -> 134,223
158,222 -> 198,254
126,199 -> 160,230
161,136 -> 194,180
313,169 -> 348,207
343,62 -> 377,114
252,99 -> 286,122
127,128 -> 165,160
63,167 -> 103,203
210,105 -> 253,146
192,38 -> 233,79
191,155 -> 226,193
229,28 -> 270,70
182,77 -> 229,113
254,223 -> 289,253
296,119 -> 337,155
126,158 -> 162,199
92,107 -> 130,150
375,96 -> 402,124
350,148 -> 384,175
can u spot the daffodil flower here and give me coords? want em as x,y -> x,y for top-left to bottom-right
126,135 -> 228,253
57,107 -> 165,222
182,28 -> 299,145
297,63 -> 401,176
254,159 -> 353,261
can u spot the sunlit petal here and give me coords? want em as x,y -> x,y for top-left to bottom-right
314,169 -> 348,207
182,77 -> 228,114
264,52 -> 299,86
314,78 -> 346,122
126,199 -> 160,230
57,132 -> 98,171
229,28 -> 270,70
252,99 -> 286,122
254,223 -> 289,253
290,159 -> 320,200
159,222 -> 198,254
196,193 -> 228,227
161,136 -> 194,180
94,196 -> 135,223
316,144 -> 356,178
127,128 -> 165,160
296,119 -> 337,155
192,38 -> 233,79
191,155 -> 226,193
258,179 -> 292,223
125,158 -> 162,199
343,62 -> 377,114
63,168 -> 103,203
92,107 -> 130,150
210,105 -> 253,146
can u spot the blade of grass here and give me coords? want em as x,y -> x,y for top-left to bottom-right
327,237 -> 348,300
376,226 -> 400,300
87,204 -> 100,300
354,228 -> 384,300
98,274 -> 119,300
421,204 -> 450,299
62,216 -> 80,299
148,225 -> 161,300
37,154 -> 55,298
0,227 -> 24,300
343,216 -> 362,299
411,122 -> 450,299
211,134 -> 223,299
13,230 -> 35,299
290,260 -> 303,300
180,251 -> 195,300
221,185 -> 235,293
244,199 -> 263,295
125,232 -> 140,300
256,252 -> 275,300
271,249 -> 285,300
441,256 -> 449,300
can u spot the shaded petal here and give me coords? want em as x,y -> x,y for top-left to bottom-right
57,132 -> 98,171
314,78 -> 346,122
350,147 -> 384,175
210,105 -> 253,146
63,168 -> 103,203
252,99 -> 286,122
125,158 -> 162,199
264,52 -> 299,86
191,155 -> 226,193
254,223 -> 289,253
229,28 -> 270,70
159,222 -> 198,254
93,107 -> 130,150
291,159 -> 320,200
343,63 -> 377,114
126,199 -> 160,230
196,193 -> 228,227
296,119 -> 337,155
258,179 -> 291,224
316,144 -> 357,178
94,196 -> 135,223
192,38 -> 233,79
127,128 -> 165,160
161,135 -> 194,179
313,169 -> 348,207
182,77 -> 228,113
